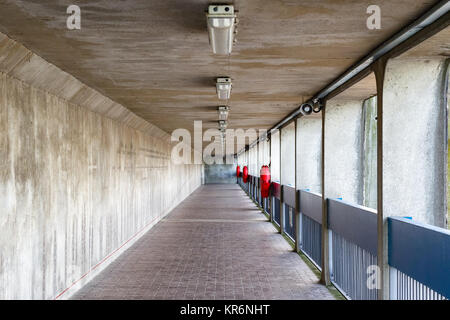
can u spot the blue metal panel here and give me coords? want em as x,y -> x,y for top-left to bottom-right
299,190 -> 322,224
388,217 -> 450,298
327,199 -> 377,256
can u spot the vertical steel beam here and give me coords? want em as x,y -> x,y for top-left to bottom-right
279,129 -> 284,234
373,58 -> 387,300
294,119 -> 300,252
320,101 -> 331,286
269,133 -> 273,223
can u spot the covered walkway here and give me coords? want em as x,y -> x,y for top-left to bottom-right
72,184 -> 334,300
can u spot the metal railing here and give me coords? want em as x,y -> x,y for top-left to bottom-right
283,204 -> 295,241
263,197 -> 269,215
300,214 -> 322,269
330,231 -> 378,300
298,191 -> 322,269
273,197 -> 281,226
388,217 -> 449,300
390,268 -> 446,300
237,178 -> 450,301
328,199 -> 378,300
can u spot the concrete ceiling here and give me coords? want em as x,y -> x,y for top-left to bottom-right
0,0 -> 442,140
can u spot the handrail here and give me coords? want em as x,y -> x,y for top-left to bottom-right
388,217 -> 450,298
299,190 -> 322,224
328,199 -> 378,256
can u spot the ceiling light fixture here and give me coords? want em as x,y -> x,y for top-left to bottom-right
218,106 -> 230,121
216,77 -> 232,100
206,5 -> 236,55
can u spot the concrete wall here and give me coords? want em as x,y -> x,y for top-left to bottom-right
383,58 -> 447,228
0,72 -> 202,299
362,96 -> 377,209
281,123 -> 295,187
271,130 -> 281,183
297,116 -> 322,193
204,164 -> 236,184
325,100 -> 363,204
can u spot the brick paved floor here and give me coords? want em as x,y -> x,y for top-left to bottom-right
72,184 -> 335,300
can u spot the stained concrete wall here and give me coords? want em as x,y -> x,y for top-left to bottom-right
271,130 -> 281,183
249,145 -> 257,176
204,164 -> 237,184
325,100 -> 363,204
383,58 -> 447,228
0,72 -> 202,299
362,96 -> 377,209
297,116 -> 322,193
281,123 -> 295,187
258,139 -> 270,169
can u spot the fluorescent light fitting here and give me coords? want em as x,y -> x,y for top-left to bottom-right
207,5 -> 236,55
218,106 -> 230,121
216,77 -> 232,100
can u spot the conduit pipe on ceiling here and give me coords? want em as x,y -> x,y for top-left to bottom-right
237,0 -> 450,156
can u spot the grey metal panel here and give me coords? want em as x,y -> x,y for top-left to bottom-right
327,199 -> 377,256
388,217 -> 450,298
271,182 -> 281,200
299,190 -> 322,224
282,185 -> 296,208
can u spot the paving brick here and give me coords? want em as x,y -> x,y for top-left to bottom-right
72,184 -> 335,300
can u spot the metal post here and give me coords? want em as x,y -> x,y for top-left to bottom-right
268,133 -> 273,223
374,58 -> 388,300
294,119 -> 300,252
320,101 -> 331,286
279,130 -> 284,235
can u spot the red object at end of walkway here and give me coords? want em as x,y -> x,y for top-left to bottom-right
260,166 -> 271,198
243,166 -> 248,183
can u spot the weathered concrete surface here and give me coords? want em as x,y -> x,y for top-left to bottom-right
0,72 -> 202,299
72,184 -> 335,300
0,32 -> 169,141
258,139 -> 270,169
271,130 -> 281,183
324,100 -> 363,204
383,58 -> 447,228
0,1 -> 438,145
297,116 -> 322,193
204,164 -> 236,184
362,96 -> 377,209
249,144 -> 257,176
281,122 -> 295,187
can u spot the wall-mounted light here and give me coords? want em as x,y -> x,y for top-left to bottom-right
300,102 -> 313,115
218,106 -> 230,121
312,100 -> 324,113
207,5 -> 236,55
216,77 -> 232,100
